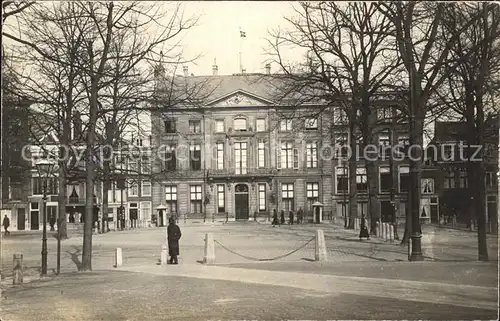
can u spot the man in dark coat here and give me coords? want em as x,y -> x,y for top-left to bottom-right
272,209 -> 280,227
289,210 -> 294,225
297,207 -> 304,224
280,210 -> 285,225
167,216 -> 182,264
3,215 -> 10,235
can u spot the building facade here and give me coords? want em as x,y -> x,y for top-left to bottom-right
423,118 -> 499,227
151,73 -> 335,222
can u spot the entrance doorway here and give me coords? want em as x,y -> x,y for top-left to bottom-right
17,208 -> 25,230
30,210 -> 39,230
234,184 -> 249,220
380,201 -> 394,223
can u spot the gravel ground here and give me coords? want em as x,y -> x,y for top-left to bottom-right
1,270 -> 497,321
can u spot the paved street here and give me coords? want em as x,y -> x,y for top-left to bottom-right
1,269 -> 497,321
1,222 -> 498,320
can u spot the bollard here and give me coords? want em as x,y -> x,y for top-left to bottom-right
376,221 -> 381,238
203,233 -> 215,264
383,223 -> 389,241
161,244 -> 168,265
114,248 -> 123,267
13,253 -> 23,284
389,224 -> 395,243
315,229 -> 328,262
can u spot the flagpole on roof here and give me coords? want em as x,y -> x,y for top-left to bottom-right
239,26 -> 245,73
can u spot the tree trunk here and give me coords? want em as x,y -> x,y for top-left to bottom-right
57,164 -> 68,239
81,82 -> 98,271
365,158 -> 379,234
348,124 -> 358,229
102,178 -> 111,233
475,95 -> 489,261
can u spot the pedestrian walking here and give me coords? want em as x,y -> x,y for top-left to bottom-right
297,207 -> 304,224
167,216 -> 182,264
3,214 -> 10,235
280,210 -> 285,225
289,210 -> 294,225
272,209 -> 280,227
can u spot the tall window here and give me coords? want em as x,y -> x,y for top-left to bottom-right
444,169 -> 455,189
141,157 -> 151,175
281,183 -> 294,211
129,161 -> 138,174
234,117 -> 247,131
421,178 -> 434,194
256,119 -> 266,132
306,182 -> 319,210
129,181 -> 139,196
398,135 -> 410,154
189,120 -> 201,133
216,143 -> 224,170
215,120 -> 225,133
217,184 -> 225,213
335,133 -> 348,158
165,144 -> 176,171
305,118 -> 318,130
356,167 -> 367,192
380,167 -> 391,193
306,142 -> 318,168
279,119 -> 292,131
140,201 -> 151,222
486,172 -> 498,187
141,180 -> 151,196
399,166 -> 410,193
334,108 -> 348,124
258,141 -> 266,168
234,142 -> 247,174
190,185 -> 202,213
459,170 -> 468,188
379,131 -> 390,157
190,144 -> 201,170
32,177 -> 58,195
278,142 -> 297,169
377,106 -> 393,121
164,119 -> 176,133
258,184 -> 266,211
336,167 -> 348,193
165,186 -> 177,214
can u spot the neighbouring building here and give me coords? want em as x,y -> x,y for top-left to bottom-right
423,118 -> 499,227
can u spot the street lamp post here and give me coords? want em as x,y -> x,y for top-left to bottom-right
36,159 -> 54,277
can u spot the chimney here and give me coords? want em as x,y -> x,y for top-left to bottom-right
212,64 -> 218,76
183,65 -> 188,77
265,63 -> 271,75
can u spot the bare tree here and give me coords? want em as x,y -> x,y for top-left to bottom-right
267,2 -> 400,231
433,3 -> 500,261
376,2 -> 483,256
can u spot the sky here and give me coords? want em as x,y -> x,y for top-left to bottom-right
176,1 -> 300,76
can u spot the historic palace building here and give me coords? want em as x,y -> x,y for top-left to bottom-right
150,64 -> 414,224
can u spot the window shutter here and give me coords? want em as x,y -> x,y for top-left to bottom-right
293,148 -> 299,169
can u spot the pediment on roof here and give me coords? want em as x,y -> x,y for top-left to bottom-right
207,90 -> 273,107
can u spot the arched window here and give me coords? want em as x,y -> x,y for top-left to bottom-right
233,117 -> 247,131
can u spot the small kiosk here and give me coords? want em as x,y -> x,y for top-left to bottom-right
155,205 -> 167,227
312,201 -> 324,224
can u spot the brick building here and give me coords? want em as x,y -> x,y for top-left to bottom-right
423,118 -> 499,226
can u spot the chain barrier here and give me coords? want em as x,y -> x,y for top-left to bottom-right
214,236 -> 315,262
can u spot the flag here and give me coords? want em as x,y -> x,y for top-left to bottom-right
240,30 -> 246,38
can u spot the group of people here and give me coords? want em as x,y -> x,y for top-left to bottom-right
271,208 -> 305,227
